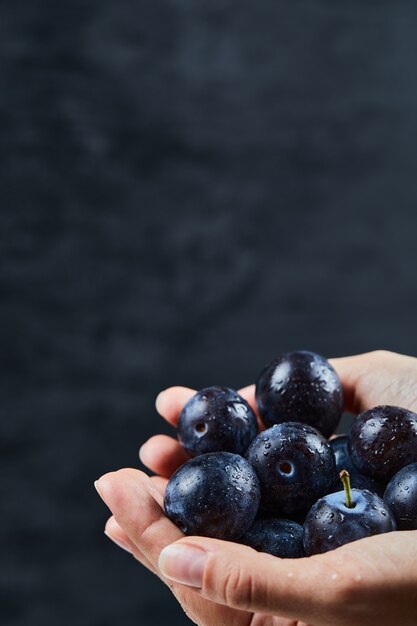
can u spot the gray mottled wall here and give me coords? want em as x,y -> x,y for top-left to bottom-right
2,1 -> 417,625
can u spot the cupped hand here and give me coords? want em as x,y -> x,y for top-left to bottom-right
96,350 -> 417,626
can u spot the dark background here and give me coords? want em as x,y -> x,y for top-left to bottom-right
2,1 -> 417,625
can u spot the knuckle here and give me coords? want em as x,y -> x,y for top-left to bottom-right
329,576 -> 358,606
222,565 -> 258,610
368,349 -> 392,361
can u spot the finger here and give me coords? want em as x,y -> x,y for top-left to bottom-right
156,385 -> 263,431
237,384 -> 265,430
104,515 -> 135,554
139,435 -> 190,478
96,469 -> 254,626
95,468 -> 185,564
96,469 -> 184,588
328,355 -> 366,413
104,515 -> 158,575
158,536 -> 346,624
150,475 -> 168,497
330,350 -> 417,414
155,387 -> 196,426
329,352 -> 392,413
237,384 -> 256,414
328,354 -> 376,379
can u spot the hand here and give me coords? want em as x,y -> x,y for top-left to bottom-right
95,350 -> 417,626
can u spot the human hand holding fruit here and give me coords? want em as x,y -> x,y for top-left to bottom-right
95,350 -> 417,626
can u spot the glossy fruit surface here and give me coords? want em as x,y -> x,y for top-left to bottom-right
330,435 -> 360,475
246,422 -> 336,516
384,463 -> 417,530
177,386 -> 258,457
304,488 -> 397,555
164,452 -> 260,541
255,351 -> 343,437
338,472 -> 385,498
240,518 -> 304,558
349,405 -> 417,482
330,435 -> 385,497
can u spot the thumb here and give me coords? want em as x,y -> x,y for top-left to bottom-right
158,537 -> 342,624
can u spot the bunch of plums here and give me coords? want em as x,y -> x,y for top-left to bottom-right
162,351 -> 417,557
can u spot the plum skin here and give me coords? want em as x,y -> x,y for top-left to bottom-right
330,435 -> 361,476
177,386 -> 258,457
255,351 -> 343,437
304,488 -> 397,556
246,422 -> 336,516
384,463 -> 417,530
164,452 -> 261,541
330,435 -> 385,497
349,405 -> 417,482
240,518 -> 304,558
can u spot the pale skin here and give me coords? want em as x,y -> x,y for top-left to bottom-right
95,350 -> 417,626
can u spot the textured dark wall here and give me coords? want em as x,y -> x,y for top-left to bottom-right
3,1 -> 417,625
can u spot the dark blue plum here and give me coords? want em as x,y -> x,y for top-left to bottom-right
177,386 -> 258,457
164,452 -> 260,541
304,488 -> 397,555
330,435 -> 385,497
246,422 -> 336,516
338,472 -> 385,498
349,405 -> 417,482
330,435 -> 360,475
240,518 -> 304,558
384,463 -> 417,530
255,351 -> 343,437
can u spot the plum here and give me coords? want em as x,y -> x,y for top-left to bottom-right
240,518 -> 304,558
255,351 -> 343,437
164,452 -> 260,541
349,405 -> 417,482
330,435 -> 385,497
177,386 -> 258,457
304,471 -> 396,555
384,463 -> 417,530
246,422 -> 336,516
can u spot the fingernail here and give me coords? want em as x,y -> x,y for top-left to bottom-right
159,543 -> 207,588
138,443 -> 146,464
155,390 -> 167,414
104,530 -> 133,554
94,478 -> 109,501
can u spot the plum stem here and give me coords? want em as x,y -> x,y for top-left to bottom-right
340,469 -> 354,508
